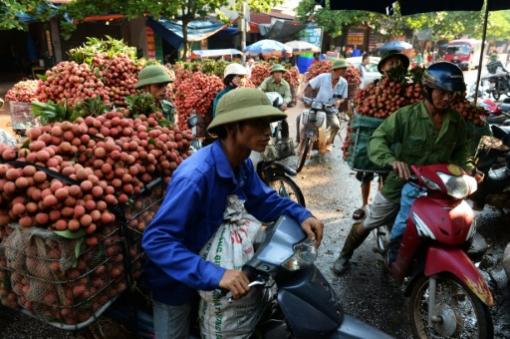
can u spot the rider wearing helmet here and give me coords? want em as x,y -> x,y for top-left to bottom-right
259,64 -> 292,139
333,62 -> 474,276
259,64 -> 292,110
135,64 -> 174,121
211,63 -> 248,117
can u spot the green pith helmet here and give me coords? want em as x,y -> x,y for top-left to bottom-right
378,51 -> 410,73
135,64 -> 172,89
271,64 -> 286,73
208,88 -> 286,133
332,59 -> 349,70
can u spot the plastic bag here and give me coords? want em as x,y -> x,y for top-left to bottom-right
198,195 -> 264,339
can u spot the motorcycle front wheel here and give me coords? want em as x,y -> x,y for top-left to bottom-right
296,137 -> 313,173
267,175 -> 306,207
409,274 -> 493,339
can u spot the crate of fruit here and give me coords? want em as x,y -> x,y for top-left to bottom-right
122,179 -> 165,283
0,222 -> 127,329
345,113 -> 387,173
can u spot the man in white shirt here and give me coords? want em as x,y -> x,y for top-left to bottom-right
300,58 -> 348,146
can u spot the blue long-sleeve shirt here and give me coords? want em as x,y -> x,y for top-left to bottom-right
142,140 -> 312,305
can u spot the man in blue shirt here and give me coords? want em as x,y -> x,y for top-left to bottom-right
142,88 -> 324,339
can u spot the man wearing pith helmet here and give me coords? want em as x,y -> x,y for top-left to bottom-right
135,64 -> 174,121
259,63 -> 292,110
142,87 -> 324,338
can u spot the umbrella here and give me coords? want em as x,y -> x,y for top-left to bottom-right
244,39 -> 293,56
285,40 -> 321,53
379,40 -> 413,52
324,0 -> 510,103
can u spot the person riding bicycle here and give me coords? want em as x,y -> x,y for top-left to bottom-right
212,63 -> 248,117
259,64 -> 292,139
135,64 -> 174,122
332,62 -> 474,276
297,59 -> 348,148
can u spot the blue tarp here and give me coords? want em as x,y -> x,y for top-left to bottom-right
191,49 -> 242,58
14,3 -> 71,24
148,18 -> 238,50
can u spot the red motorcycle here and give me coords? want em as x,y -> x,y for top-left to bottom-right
377,163 -> 494,338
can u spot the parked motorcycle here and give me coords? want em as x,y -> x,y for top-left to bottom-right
375,164 -> 493,338
484,60 -> 510,101
224,215 -> 392,338
296,97 -> 340,173
469,125 -> 510,212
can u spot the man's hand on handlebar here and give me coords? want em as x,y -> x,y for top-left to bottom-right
219,269 -> 250,300
391,161 -> 412,180
301,217 -> 324,248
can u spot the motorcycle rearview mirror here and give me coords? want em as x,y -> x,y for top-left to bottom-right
187,115 -> 198,128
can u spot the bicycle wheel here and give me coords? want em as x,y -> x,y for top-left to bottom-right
296,137 -> 312,173
268,175 -> 306,207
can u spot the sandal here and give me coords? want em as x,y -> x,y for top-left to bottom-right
352,208 -> 366,220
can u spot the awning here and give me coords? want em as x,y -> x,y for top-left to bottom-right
148,18 -> 236,49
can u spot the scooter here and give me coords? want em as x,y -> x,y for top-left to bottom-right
377,164 -> 494,338
484,61 -> 510,101
227,215 -> 392,339
471,125 -> 510,210
296,97 -> 339,173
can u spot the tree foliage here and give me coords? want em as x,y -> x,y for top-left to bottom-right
297,0 -> 510,41
0,0 -> 52,30
61,0 -> 281,58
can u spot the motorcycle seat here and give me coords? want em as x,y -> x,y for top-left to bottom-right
488,166 -> 510,182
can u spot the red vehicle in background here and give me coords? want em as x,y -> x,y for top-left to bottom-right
443,39 -> 484,70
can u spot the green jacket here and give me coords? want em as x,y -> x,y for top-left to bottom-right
259,77 -> 292,104
368,101 -> 473,203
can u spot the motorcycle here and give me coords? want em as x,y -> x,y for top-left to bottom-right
470,125 -> 510,211
375,164 -> 494,338
296,97 -> 340,173
224,215 -> 392,339
485,60 -> 510,101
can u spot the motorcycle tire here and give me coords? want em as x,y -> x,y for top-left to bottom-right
409,274 -> 493,339
267,175 -> 306,207
296,137 -> 313,173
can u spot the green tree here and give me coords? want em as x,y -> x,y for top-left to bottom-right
62,0 -> 282,59
0,0 -> 51,30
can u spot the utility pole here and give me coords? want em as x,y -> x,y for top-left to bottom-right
241,0 -> 248,64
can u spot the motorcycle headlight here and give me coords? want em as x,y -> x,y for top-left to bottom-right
436,172 -> 477,199
311,101 -> 323,110
282,238 -> 317,271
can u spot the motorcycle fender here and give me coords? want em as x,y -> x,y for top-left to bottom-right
424,246 -> 494,306
331,315 -> 394,339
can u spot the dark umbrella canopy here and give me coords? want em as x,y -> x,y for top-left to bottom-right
327,0 -> 509,14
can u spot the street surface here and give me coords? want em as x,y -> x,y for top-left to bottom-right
0,71 -> 509,338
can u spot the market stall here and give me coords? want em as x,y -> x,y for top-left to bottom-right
0,37 -> 200,333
